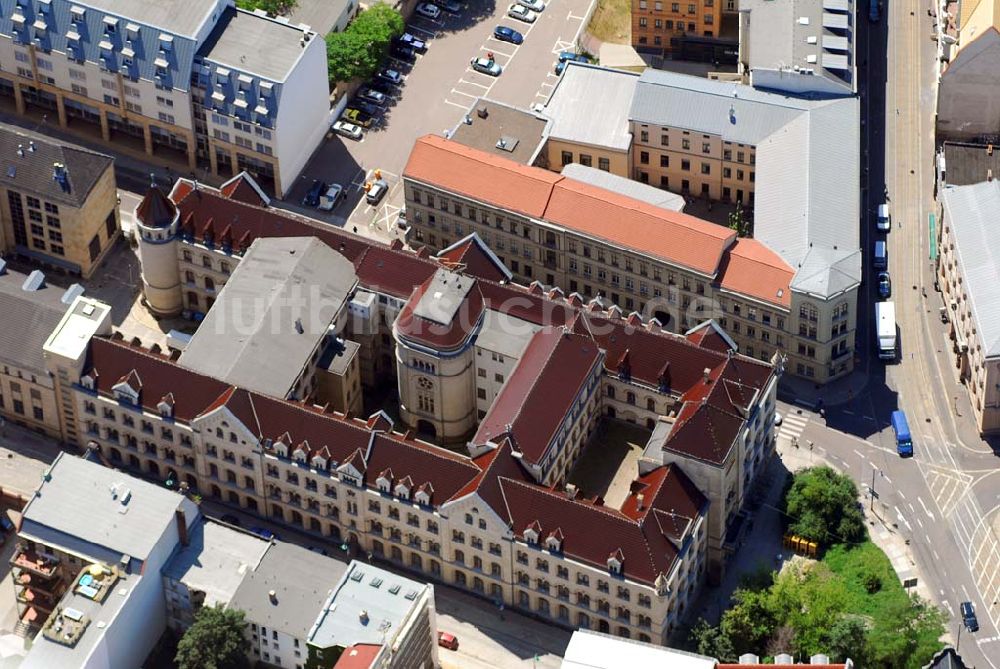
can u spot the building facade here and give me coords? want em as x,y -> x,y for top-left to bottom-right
631,0 -> 732,62
0,125 -> 118,277
0,0 -> 329,197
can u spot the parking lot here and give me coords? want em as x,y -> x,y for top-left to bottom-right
282,0 -> 594,242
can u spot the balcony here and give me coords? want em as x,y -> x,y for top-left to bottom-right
11,548 -> 59,579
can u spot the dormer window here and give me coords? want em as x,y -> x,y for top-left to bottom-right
126,23 -> 140,39
607,550 -> 624,575
158,33 -> 173,51
415,488 -> 431,506
273,439 -> 288,458
157,396 -> 174,418
376,473 -> 392,492
394,482 -> 410,499
545,529 -> 564,553
70,6 -> 85,23
39,0 -> 51,13
103,17 -> 118,33
294,444 -> 309,463
311,455 -> 327,470
80,373 -> 96,390
523,526 -> 539,545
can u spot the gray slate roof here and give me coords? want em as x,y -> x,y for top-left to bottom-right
741,0 -> 856,94
0,0 -> 200,92
307,561 -> 430,650
0,124 -> 113,207
561,163 -> 685,211
630,70 -> 861,299
229,542 -> 344,638
941,141 -> 1000,187
180,237 -> 358,399
0,268 -> 72,374
543,63 -> 638,153
19,452 -> 197,564
941,181 -> 1000,357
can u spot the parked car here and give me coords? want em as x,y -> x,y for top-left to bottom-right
443,0 -> 463,12
877,271 -> 891,298
366,179 -> 388,205
366,79 -> 395,95
517,0 -> 545,11
219,514 -> 241,527
358,87 -> 388,106
249,526 -> 277,541
0,514 -> 15,538
375,68 -> 404,86
341,108 -> 374,128
507,4 -> 537,22
493,25 -> 524,44
773,413 -> 783,427
302,180 -> 325,207
555,51 -> 588,74
470,56 -> 502,76
349,99 -> 381,116
415,2 -> 441,19
961,601 -> 979,632
319,184 -> 345,211
395,32 -> 428,53
437,632 -> 459,650
332,120 -> 363,140
390,43 -> 417,63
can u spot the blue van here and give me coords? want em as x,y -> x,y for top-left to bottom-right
891,410 -> 913,457
874,240 -> 888,271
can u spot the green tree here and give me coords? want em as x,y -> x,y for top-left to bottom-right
325,3 -> 404,84
728,202 -> 751,237
688,618 -> 736,662
175,605 -> 250,669
236,0 -> 297,16
825,616 -> 869,666
783,466 -> 866,546
720,588 -> 776,653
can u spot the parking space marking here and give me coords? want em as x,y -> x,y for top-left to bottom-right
481,46 -> 515,58
450,88 -> 479,98
459,77 -> 493,89
444,99 -> 470,110
407,23 -> 438,37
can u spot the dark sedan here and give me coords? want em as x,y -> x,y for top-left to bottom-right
302,180 -> 325,207
494,25 -> 524,44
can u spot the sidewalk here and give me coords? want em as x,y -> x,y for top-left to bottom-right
778,369 -> 870,409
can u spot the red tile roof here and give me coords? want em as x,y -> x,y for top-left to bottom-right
685,320 -> 736,353
716,238 -> 794,308
473,328 -> 603,467
333,643 -> 382,669
219,172 -> 269,207
404,135 -> 737,276
436,234 -> 512,283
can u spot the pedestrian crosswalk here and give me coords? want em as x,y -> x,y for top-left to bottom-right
777,413 -> 809,444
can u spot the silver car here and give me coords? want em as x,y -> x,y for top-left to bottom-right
507,4 -> 537,22
517,0 -> 544,11
331,120 -> 363,141
470,56 -> 502,76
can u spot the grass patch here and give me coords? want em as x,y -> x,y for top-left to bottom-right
822,542 -> 908,617
588,0 -> 631,45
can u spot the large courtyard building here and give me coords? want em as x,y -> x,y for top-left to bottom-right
0,0 -> 330,197
28,174 -> 782,646
630,0 -> 736,63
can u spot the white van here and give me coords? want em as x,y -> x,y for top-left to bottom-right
877,203 -> 890,232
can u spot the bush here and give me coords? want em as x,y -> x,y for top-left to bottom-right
236,0 -> 297,16
783,466 -> 866,546
862,570 -> 882,594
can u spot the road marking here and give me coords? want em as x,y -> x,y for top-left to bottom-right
449,88 -> 479,99
896,510 -> 912,531
883,474 -> 892,484
459,77 -> 492,89
933,550 -> 941,561
481,46 -> 514,58
962,584 -> 971,601
777,414 -> 808,443
918,496 -> 936,520
915,516 -> 924,529
443,99 -> 469,109
898,490 -> 907,500
852,448 -> 864,459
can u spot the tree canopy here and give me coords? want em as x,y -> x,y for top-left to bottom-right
236,0 -> 297,16
175,605 -> 250,669
782,466 -> 866,545
325,3 -> 404,83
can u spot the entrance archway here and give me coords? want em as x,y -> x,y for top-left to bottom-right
415,419 -> 437,440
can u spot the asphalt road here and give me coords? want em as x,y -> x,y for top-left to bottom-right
284,0 -> 594,240
810,1 -> 1000,664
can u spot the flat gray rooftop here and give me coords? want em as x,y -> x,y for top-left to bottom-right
180,237 -> 358,399
162,519 -> 269,609
449,98 -> 550,165
19,452 -> 196,564
942,141 -> 1000,187
229,542 -> 345,638
0,269 -> 71,374
561,163 -> 685,211
319,337 -> 360,376
308,561 -> 428,650
198,6 -> 311,81
79,0 -> 217,37
543,63 -> 638,153
475,309 -> 540,359
413,269 -> 474,326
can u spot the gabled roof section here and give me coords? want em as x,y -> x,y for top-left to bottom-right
473,328 -> 603,469
684,320 -> 737,353
437,233 -> 513,283
219,171 -> 271,207
716,238 -> 793,307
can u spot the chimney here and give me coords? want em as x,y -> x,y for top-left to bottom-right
28,141 -> 35,152
175,508 -> 189,546
989,168 -> 994,182
16,144 -> 23,157
636,493 -> 645,510
294,317 -> 304,334
268,590 -> 278,604
359,609 -> 369,624
703,367 -> 711,383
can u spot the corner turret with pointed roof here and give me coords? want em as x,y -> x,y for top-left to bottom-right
135,181 -> 183,317
135,185 -> 179,231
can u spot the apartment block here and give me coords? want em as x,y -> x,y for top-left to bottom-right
631,0 -> 733,62
0,124 -> 117,277
0,0 -> 329,197
937,180 -> 1000,435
